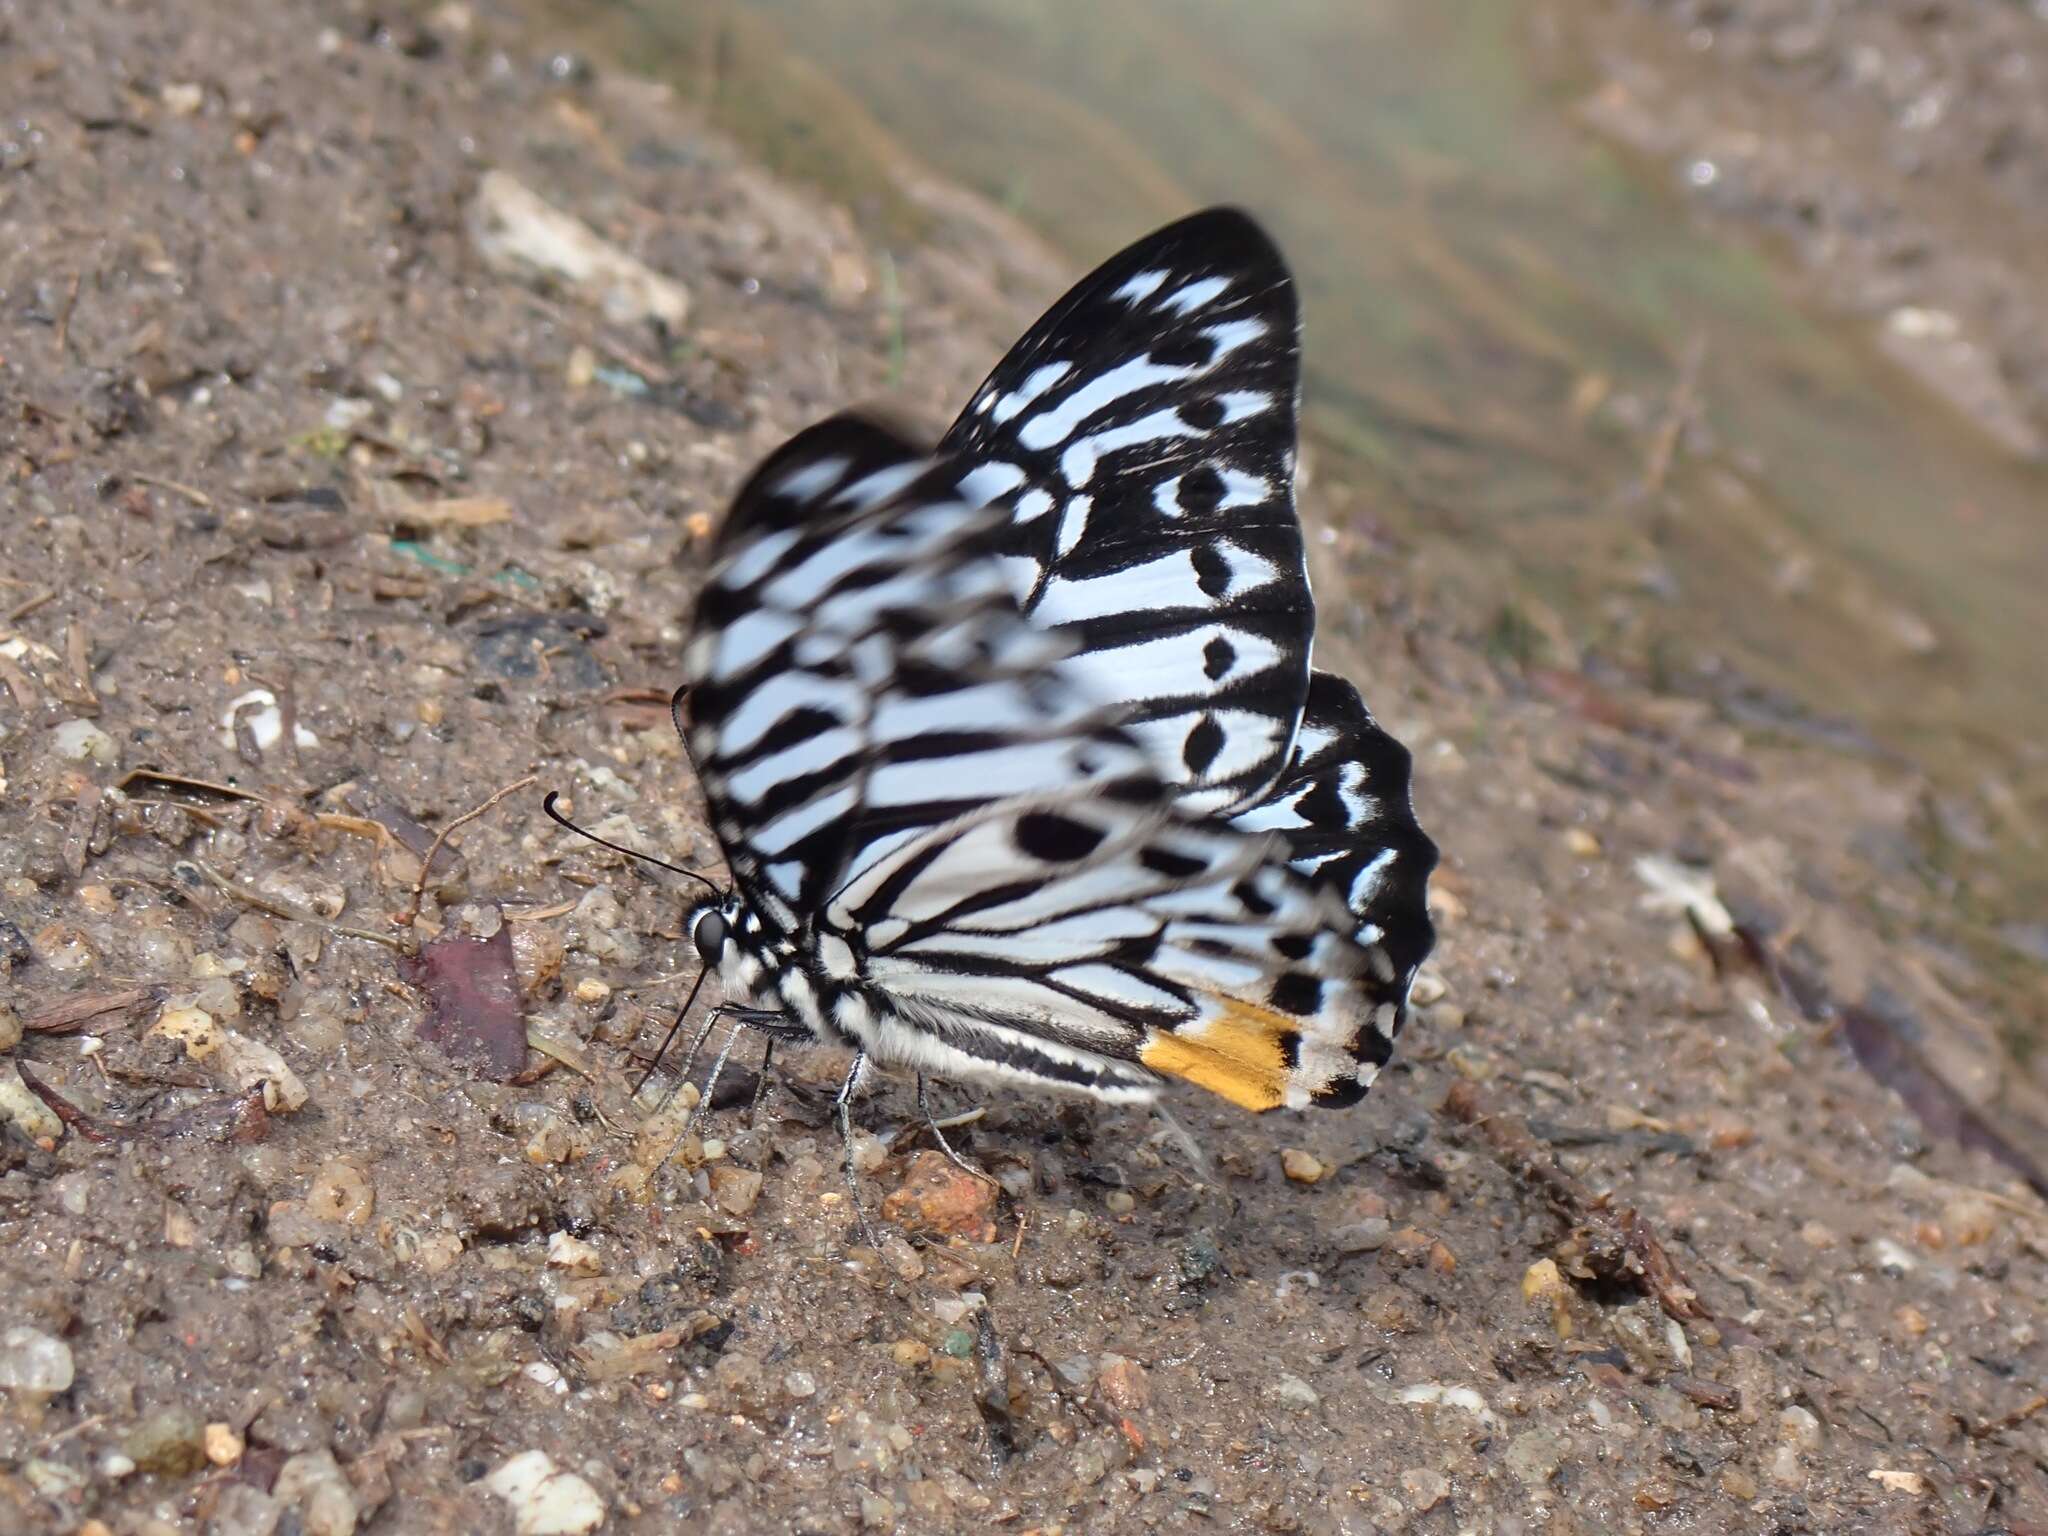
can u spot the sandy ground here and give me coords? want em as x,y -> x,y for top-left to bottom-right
3,2 -> 2046,1533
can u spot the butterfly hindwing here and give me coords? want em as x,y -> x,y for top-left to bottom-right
939,208 -> 1309,817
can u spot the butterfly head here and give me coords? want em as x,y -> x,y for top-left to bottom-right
687,894 -> 741,969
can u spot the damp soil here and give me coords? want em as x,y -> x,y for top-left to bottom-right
2,2 -> 2046,1534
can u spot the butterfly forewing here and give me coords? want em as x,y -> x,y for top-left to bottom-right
939,208 -> 1309,818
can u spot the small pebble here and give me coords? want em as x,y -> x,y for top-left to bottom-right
890,1339 -> 930,1368
483,1450 -> 608,1535
784,1370 -> 817,1400
1097,1356 -> 1150,1414
307,1160 -> 375,1226
1103,1190 -> 1135,1214
880,1150 -> 997,1240
1331,1217 -> 1391,1253
50,719 -> 118,766
1779,1405 -> 1822,1453
204,1422 -> 244,1465
573,977 -> 611,1005
1280,1149 -> 1327,1184
1943,1196 -> 1997,1245
1895,1304 -> 1929,1336
938,1329 -> 975,1358
546,1232 -> 602,1273
1563,827 -> 1602,858
1402,1468 -> 1450,1510
1265,1374 -> 1321,1409
0,1327 -> 75,1393
1798,1220 -> 1839,1250
124,1407 -> 207,1475
1869,1468 -> 1926,1495
706,1164 -> 763,1216
274,1448 -> 360,1536
0,1005 -> 20,1051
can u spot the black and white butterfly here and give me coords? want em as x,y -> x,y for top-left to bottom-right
668,209 -> 1435,1213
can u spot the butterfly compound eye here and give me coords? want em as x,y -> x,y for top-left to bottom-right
692,910 -> 728,967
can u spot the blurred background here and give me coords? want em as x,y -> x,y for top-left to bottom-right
537,0 -> 2047,1060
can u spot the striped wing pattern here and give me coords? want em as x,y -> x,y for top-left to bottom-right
1231,671 -> 1438,1067
938,208 -> 1309,818
682,415 -> 1401,1109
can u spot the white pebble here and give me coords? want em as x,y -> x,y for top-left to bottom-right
0,1326 -> 75,1393
1266,1374 -> 1322,1409
219,689 -> 319,752
484,1450 -> 608,1535
50,719 -> 118,766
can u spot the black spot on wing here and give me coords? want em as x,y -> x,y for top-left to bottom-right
1191,542 -> 1232,599
1202,634 -> 1236,681
1014,810 -> 1108,863
1230,878 -> 1278,919
1140,844 -> 1208,881
1180,464 -> 1225,515
1269,971 -> 1321,1016
1182,715 -> 1224,775
1181,396 -> 1226,430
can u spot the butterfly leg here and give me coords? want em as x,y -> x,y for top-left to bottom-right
917,1074 -> 1001,1190
747,1036 -> 777,1124
834,1050 -> 879,1249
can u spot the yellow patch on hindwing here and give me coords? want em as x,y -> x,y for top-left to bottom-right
1139,997 -> 1297,1112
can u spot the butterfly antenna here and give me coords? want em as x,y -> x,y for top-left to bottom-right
541,790 -> 719,897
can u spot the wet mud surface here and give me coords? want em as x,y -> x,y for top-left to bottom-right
3,2 -> 2046,1532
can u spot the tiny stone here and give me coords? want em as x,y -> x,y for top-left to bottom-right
546,1232 -> 602,1273
784,1370 -> 817,1400
1943,1196 -> 1997,1245
124,1407 -> 207,1476
1266,1374 -> 1321,1409
204,1421 -> 244,1465
483,1450 -> 608,1535
0,1006 -> 20,1051
1504,1428 -> 1568,1487
890,1339 -> 931,1368
1402,1468 -> 1450,1510
274,1449 -> 360,1536
0,1327 -> 75,1393
1104,1190 -> 1136,1214
707,1164 -> 763,1216
1721,1466 -> 1758,1500
1895,1304 -> 1929,1336
1331,1217 -> 1391,1253
1281,1149 -> 1327,1183
1564,827 -> 1602,858
1769,1444 -> 1803,1486
50,719 -> 118,766
1798,1220 -> 1838,1249
1097,1355 -> 1150,1414
1778,1405 -> 1822,1453
939,1328 -> 975,1358
573,977 -> 611,1005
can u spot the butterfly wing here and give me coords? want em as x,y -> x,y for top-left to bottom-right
938,208 -> 1308,818
684,414 -> 1401,1110
1230,669 -> 1439,1064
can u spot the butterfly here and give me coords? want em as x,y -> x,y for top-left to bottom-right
669,208 -> 1435,1219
